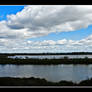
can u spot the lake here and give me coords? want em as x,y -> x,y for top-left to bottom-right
8,55 -> 92,59
0,64 -> 92,83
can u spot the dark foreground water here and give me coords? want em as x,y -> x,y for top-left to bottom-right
0,64 -> 92,83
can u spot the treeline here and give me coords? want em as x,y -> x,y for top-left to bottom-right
1,52 -> 92,56
0,53 -> 92,65
0,56 -> 92,65
0,77 -> 92,86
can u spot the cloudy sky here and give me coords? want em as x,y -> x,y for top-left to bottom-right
0,5 -> 92,53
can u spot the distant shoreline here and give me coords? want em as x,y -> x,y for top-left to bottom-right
0,53 -> 92,65
0,57 -> 92,65
1,52 -> 92,55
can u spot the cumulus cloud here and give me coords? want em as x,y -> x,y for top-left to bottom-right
0,5 -> 92,53
0,34 -> 92,53
1,5 -> 92,39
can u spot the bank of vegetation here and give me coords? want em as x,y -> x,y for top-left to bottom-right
0,55 -> 92,65
0,77 -> 92,86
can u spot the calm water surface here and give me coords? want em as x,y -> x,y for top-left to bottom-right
0,64 -> 92,83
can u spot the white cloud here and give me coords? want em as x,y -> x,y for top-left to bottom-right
3,5 -> 92,39
57,39 -> 67,45
1,34 -> 92,53
0,5 -> 92,52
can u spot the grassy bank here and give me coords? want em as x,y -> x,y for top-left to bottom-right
0,77 -> 92,86
0,56 -> 92,65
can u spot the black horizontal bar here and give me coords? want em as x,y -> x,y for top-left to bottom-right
0,0 -> 92,5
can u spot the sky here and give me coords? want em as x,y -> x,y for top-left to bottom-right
0,5 -> 92,53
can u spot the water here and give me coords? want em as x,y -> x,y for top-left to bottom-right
0,64 -> 92,83
8,55 -> 92,59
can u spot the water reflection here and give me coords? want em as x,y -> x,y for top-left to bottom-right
0,64 -> 92,83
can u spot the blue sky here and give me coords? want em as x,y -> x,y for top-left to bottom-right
29,25 -> 92,41
0,5 -> 92,53
0,5 -> 24,21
